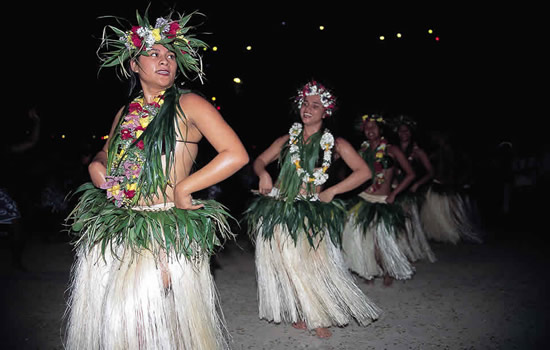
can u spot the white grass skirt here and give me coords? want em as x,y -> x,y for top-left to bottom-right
255,225 -> 381,330
397,201 -> 436,263
342,193 -> 415,281
64,204 -> 229,350
420,188 -> 483,244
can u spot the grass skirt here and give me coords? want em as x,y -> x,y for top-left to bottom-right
342,193 -> 415,280
64,203 -> 229,350
396,197 -> 436,263
255,224 -> 381,329
420,186 -> 483,244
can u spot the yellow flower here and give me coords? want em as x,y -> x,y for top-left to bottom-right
139,118 -> 150,128
108,184 -> 120,196
294,161 -> 301,169
322,166 -> 329,172
126,183 -> 137,191
152,28 -> 162,42
136,130 -> 143,138
376,152 -> 384,159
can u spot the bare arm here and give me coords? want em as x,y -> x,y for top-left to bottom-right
89,107 -> 125,188
387,145 -> 415,203
411,147 -> 434,192
319,137 -> 372,202
253,135 -> 289,194
174,93 -> 249,209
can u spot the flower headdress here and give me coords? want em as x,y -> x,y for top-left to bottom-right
392,114 -> 417,132
98,8 -> 208,81
356,113 -> 386,132
294,81 -> 337,116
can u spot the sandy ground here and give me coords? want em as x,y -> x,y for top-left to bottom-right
1,226 -> 549,350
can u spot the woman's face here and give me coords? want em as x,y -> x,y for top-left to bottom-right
300,94 -> 327,126
130,44 -> 177,90
397,124 -> 411,143
363,120 -> 381,141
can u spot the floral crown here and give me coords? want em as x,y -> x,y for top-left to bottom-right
392,114 -> 417,131
98,8 -> 208,81
354,113 -> 385,132
294,81 -> 337,116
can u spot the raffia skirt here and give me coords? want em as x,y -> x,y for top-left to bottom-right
255,224 -> 381,330
420,187 -> 483,244
64,203 -> 229,350
397,200 -> 436,263
342,193 -> 415,280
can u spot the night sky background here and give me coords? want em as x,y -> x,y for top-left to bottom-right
8,1 -> 539,169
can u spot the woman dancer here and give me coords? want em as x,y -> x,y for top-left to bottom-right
393,115 -> 436,262
64,8 -> 248,349
245,81 -> 381,338
342,114 -> 415,286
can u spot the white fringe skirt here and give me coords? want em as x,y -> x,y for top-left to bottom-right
255,225 -> 381,330
397,201 -> 436,263
64,204 -> 229,350
420,187 -> 483,244
342,193 -> 415,281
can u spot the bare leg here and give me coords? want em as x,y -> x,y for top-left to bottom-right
315,327 -> 332,338
292,321 -> 307,330
158,250 -> 172,292
383,274 -> 393,287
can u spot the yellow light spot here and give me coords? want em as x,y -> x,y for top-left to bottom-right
428,29 -> 433,34
246,45 -> 252,51
211,96 -> 217,101
212,46 -> 218,51
319,25 -> 325,31
379,35 -> 385,41
396,33 -> 402,38
233,77 -> 242,84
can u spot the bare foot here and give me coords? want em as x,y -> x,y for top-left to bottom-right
383,275 -> 393,287
292,321 -> 307,330
315,327 -> 332,338
365,278 -> 375,285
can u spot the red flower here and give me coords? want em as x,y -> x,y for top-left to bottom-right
124,190 -> 136,199
136,140 -> 144,150
130,26 -> 143,48
129,102 -> 143,114
167,22 -> 180,38
121,128 -> 133,140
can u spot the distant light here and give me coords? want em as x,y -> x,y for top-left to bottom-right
92,135 -> 96,139
211,96 -> 217,101
319,25 -> 325,31
101,135 -> 109,140
281,21 -> 286,26
203,47 -> 208,51
61,134 -> 66,139
396,33 -> 402,38
216,106 -> 221,110
379,35 -> 385,41
246,45 -> 252,51
435,36 -> 440,41
212,46 -> 218,52
233,77 -> 242,84
428,29 -> 433,34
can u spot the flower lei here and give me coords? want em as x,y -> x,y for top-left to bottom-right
101,92 -> 166,207
294,81 -> 336,116
360,137 -> 390,193
288,123 -> 334,186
